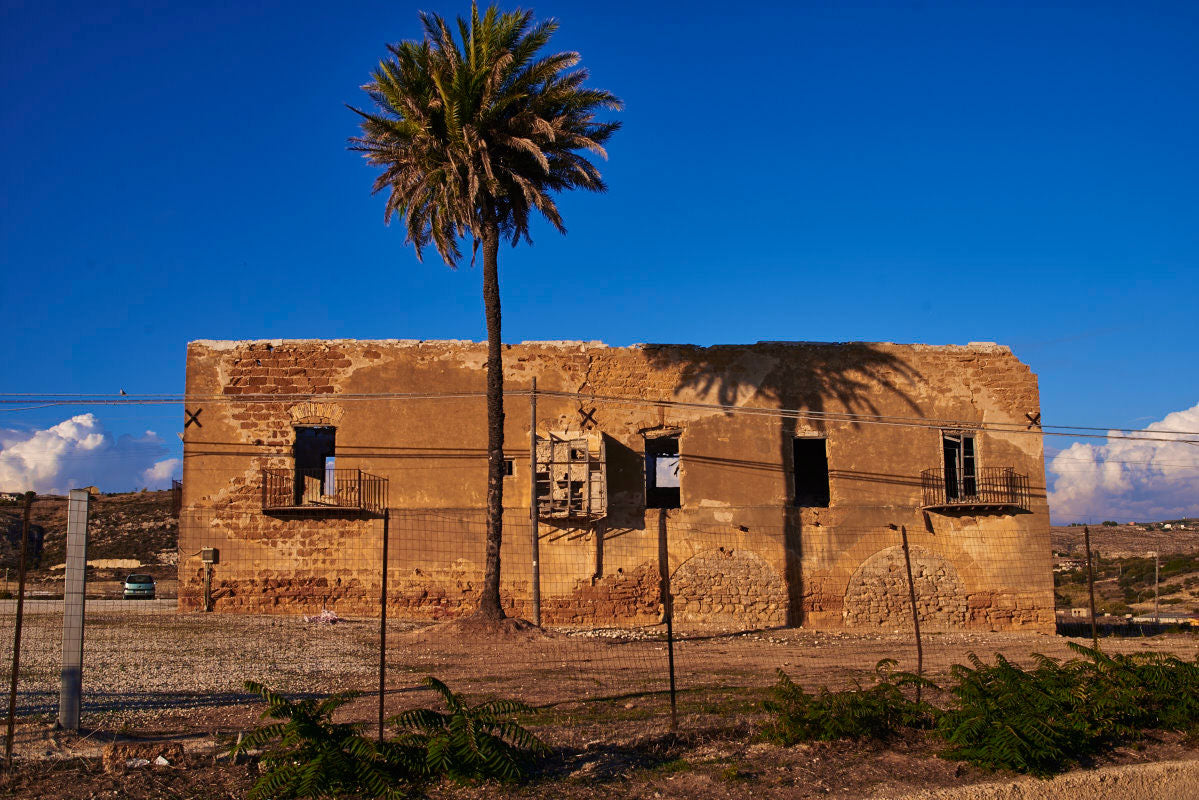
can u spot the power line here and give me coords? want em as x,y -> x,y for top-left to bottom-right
2,389 -> 1198,445
2,389 -> 1196,436
535,390 -> 1199,445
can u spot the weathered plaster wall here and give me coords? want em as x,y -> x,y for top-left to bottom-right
180,339 -> 1053,631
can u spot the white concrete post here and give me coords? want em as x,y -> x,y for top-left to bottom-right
58,489 -> 89,731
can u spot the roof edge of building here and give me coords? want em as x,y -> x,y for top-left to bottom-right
187,338 -> 1012,354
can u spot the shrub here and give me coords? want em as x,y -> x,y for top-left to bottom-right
762,646 -> 1199,777
1088,645 -> 1199,733
761,659 -> 936,745
938,644 -> 1199,776
235,682 -> 409,800
236,676 -> 548,798
391,676 -> 549,782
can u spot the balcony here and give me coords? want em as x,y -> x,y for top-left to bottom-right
920,467 -> 1030,513
262,468 -> 388,515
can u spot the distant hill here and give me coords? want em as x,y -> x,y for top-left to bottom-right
1051,520 -> 1199,619
0,490 -> 177,572
1052,521 -> 1199,557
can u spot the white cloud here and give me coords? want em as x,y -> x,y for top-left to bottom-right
1048,402 -> 1199,523
142,458 -> 182,485
0,414 -> 176,494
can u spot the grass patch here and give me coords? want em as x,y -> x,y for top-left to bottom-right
718,763 -> 755,782
652,757 -> 691,774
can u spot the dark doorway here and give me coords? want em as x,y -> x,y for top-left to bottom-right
294,426 -> 336,504
792,438 -> 830,507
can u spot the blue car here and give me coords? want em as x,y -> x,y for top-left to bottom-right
123,574 -> 156,600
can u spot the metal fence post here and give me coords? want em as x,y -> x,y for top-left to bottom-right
658,511 -> 677,731
58,489 -> 90,732
5,491 -> 35,771
529,378 -> 541,626
378,510 -> 389,743
899,525 -> 923,702
1084,525 -> 1098,649
1153,551 -> 1160,624
665,594 -> 677,732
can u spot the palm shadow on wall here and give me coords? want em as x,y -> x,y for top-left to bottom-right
642,342 -> 925,626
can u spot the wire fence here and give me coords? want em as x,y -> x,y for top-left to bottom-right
1,505 -> 1197,763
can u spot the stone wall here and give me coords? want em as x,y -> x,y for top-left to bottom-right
673,548 -> 787,629
842,545 -> 966,630
181,338 -> 1054,631
539,561 -> 662,625
840,543 -> 1054,632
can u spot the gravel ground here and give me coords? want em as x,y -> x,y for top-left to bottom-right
1,607 -> 1196,761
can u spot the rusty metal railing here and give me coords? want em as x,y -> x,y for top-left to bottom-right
920,466 -> 1030,512
262,468 -> 388,515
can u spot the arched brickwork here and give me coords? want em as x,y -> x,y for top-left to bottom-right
289,401 -> 344,427
842,545 -> 967,630
671,547 -> 787,629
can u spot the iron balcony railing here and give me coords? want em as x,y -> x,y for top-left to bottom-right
262,468 -> 388,515
920,466 -> 1030,512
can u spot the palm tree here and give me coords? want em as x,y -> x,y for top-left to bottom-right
350,3 -> 620,621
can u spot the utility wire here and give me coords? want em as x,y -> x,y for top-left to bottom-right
2,390 -> 1195,436
1,390 -> 1198,444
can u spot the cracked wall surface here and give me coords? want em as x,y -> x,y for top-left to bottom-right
180,339 -> 1053,631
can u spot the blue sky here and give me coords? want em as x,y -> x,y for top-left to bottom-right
1,1 -> 1196,520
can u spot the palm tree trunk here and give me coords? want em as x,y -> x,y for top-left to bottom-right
478,217 -> 506,620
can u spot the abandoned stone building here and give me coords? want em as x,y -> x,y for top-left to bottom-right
179,339 -> 1055,632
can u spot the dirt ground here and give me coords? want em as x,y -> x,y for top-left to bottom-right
3,610 -> 1197,748
2,610 -> 1197,799
2,719 -> 1196,800
5,501 -> 1196,796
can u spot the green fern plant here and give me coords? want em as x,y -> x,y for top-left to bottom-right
937,652 -> 1091,776
1075,643 -> 1199,734
390,676 -> 549,781
762,659 -> 937,745
937,644 -> 1199,776
234,681 -> 410,799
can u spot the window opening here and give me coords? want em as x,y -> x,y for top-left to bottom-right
294,426 -> 336,505
645,435 -> 681,509
942,432 -> 977,500
793,438 -> 830,507
503,458 -> 514,477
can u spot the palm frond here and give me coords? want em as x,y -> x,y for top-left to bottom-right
351,1 -> 621,266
